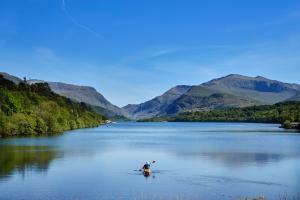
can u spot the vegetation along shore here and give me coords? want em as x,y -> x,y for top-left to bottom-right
0,74 -> 107,137
140,101 -> 300,130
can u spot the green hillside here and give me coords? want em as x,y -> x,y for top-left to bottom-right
0,75 -> 106,137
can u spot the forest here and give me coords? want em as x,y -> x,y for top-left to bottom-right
0,75 -> 106,137
141,101 -> 300,129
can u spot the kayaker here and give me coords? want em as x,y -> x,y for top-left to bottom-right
142,161 -> 152,177
143,161 -> 151,170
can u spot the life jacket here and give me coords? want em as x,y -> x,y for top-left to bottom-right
143,164 -> 150,169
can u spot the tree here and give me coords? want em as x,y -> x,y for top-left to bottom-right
1,75 -> 105,136
35,118 -> 48,134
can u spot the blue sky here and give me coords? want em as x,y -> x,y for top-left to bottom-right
0,0 -> 300,106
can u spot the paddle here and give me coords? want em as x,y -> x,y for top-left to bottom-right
134,160 -> 156,171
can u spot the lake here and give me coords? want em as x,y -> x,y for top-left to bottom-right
0,122 -> 300,200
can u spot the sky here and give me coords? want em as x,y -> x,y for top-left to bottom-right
0,0 -> 300,107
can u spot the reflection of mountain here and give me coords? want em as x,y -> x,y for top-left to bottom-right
0,145 -> 61,179
176,151 -> 293,167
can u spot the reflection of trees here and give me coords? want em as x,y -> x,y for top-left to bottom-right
176,151 -> 291,167
200,152 -> 284,167
0,145 -> 61,179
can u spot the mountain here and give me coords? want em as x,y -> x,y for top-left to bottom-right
3,72 -> 299,120
45,82 -> 124,117
123,85 -> 191,119
0,72 -> 22,84
123,74 -> 300,119
30,81 -> 124,118
0,72 -> 124,118
286,92 -> 300,101
201,74 -> 300,104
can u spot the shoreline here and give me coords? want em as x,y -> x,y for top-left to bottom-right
0,120 -> 113,139
1,121 -> 298,139
137,120 -> 300,131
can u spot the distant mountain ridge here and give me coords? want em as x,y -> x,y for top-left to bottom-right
0,72 -> 22,84
123,74 -> 300,119
33,81 -> 124,117
201,74 -> 300,104
2,72 -> 300,120
45,82 -> 124,117
123,85 -> 191,119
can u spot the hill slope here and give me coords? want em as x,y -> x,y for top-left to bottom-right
286,92 -> 300,101
0,72 -> 22,84
46,82 -> 124,117
123,85 -> 191,119
201,74 -> 300,104
0,74 -> 106,137
22,80 -> 123,118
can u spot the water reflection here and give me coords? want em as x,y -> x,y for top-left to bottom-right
0,123 -> 299,200
176,174 -> 284,187
175,151 -> 298,167
0,145 -> 62,179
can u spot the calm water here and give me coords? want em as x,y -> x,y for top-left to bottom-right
0,122 -> 300,200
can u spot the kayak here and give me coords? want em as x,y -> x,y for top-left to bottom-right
143,168 -> 151,174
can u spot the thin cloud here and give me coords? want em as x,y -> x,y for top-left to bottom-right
61,0 -> 103,38
119,45 -> 237,65
119,47 -> 186,64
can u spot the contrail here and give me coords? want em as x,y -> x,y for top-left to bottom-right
61,0 -> 102,38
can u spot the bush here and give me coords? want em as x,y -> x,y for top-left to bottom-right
35,118 -> 48,134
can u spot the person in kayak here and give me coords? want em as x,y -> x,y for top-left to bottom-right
142,161 -> 152,177
143,161 -> 151,170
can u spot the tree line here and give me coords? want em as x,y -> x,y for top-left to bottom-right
140,101 -> 300,130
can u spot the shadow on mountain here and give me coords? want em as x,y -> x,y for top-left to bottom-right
0,145 -> 62,180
